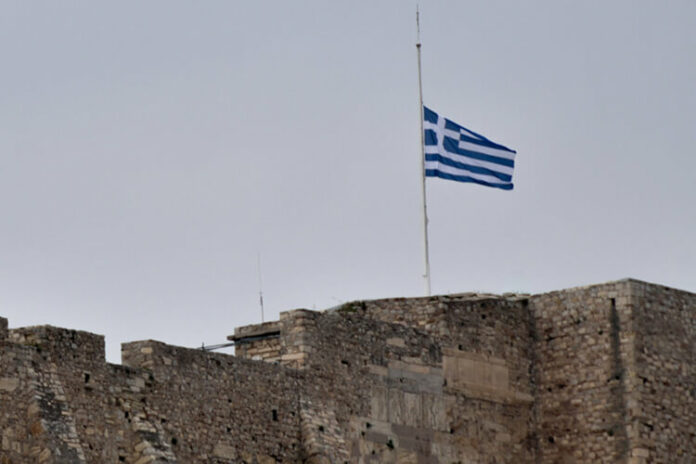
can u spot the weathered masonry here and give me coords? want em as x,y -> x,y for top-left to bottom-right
1,279 -> 694,463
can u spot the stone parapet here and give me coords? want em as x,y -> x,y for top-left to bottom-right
8,324 -> 105,366
0,316 -> 7,340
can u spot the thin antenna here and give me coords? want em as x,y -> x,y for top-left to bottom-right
416,5 -> 431,296
416,5 -> 421,44
256,252 -> 265,322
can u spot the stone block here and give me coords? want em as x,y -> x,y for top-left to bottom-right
0,378 -> 18,393
386,337 -> 406,348
443,349 -> 509,395
213,443 -> 237,460
370,387 -> 389,422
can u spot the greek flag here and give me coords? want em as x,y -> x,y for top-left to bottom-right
424,106 -> 516,190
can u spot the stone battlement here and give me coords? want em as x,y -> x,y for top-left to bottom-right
1,279 -> 695,463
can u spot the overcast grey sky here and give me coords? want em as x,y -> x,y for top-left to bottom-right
2,1 -> 694,362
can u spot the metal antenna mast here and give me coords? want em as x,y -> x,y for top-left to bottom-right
257,252 -> 265,322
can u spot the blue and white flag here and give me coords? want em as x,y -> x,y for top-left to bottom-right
423,106 -> 516,190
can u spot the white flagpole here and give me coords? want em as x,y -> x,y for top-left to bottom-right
416,7 -> 432,296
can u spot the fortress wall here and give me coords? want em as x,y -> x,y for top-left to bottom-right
6,325 -> 175,462
121,340 -> 303,463
0,340 -> 61,462
4,279 -> 693,463
2,323 -> 304,463
7,326 -> 119,462
531,281 -> 636,463
280,307 -> 536,463
630,281 -> 696,463
346,296 -> 535,399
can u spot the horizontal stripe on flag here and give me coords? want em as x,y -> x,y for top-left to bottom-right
455,130 -> 515,153
457,139 -> 516,161
425,153 -> 513,181
443,137 -> 515,168
426,169 -> 513,190
425,161 -> 513,187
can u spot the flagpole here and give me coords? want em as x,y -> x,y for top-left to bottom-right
416,7 -> 432,296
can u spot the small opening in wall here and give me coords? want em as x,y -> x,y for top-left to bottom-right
83,373 -> 90,383
272,409 -> 278,421
548,436 -> 555,444
171,437 -> 178,446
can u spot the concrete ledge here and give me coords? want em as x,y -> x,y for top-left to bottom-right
230,320 -> 282,341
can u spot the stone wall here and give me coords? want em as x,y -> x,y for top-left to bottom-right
1,279 -> 695,463
531,281 -> 636,463
280,309 -> 447,463
529,280 -> 696,463
7,326 -> 118,462
121,340 -> 303,463
1,325 -> 304,463
0,340 -> 66,463
630,280 -> 696,463
233,296 -> 537,463
353,295 -> 535,395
